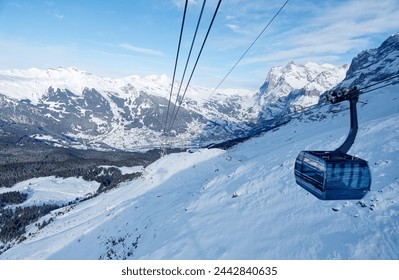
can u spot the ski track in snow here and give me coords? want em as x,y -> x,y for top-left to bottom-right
0,85 -> 398,260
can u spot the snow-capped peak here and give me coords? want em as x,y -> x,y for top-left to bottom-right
0,67 -> 102,103
0,67 -> 174,104
256,61 -> 348,119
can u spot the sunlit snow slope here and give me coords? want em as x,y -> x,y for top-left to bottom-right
1,81 -> 398,260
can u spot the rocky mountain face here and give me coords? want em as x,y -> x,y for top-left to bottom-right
255,61 -> 349,120
339,33 -> 399,89
0,61 -> 349,151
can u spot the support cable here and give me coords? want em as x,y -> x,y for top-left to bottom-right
360,79 -> 399,95
163,0 -> 189,135
167,0 -> 207,133
358,73 -> 399,92
168,0 -> 222,133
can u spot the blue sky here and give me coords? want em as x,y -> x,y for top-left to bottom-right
0,0 -> 398,90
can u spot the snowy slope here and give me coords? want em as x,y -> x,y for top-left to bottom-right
0,177 -> 99,207
1,82 -> 398,260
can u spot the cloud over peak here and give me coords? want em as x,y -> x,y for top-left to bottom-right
119,43 -> 164,57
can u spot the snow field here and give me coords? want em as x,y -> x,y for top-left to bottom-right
0,176 -> 99,207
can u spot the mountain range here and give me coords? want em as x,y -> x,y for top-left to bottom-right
0,59 -> 348,151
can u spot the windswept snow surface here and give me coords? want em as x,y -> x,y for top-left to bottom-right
1,84 -> 398,260
0,177 -> 99,207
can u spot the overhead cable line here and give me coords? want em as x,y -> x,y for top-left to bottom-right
163,0 -> 189,135
360,78 -> 399,94
207,0 -> 290,100
358,73 -> 399,92
167,0 -> 223,133
168,0 -> 207,132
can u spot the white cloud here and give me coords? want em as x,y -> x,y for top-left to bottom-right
119,43 -> 164,57
225,23 -> 250,35
294,0 -> 399,43
53,10 -> 64,20
236,0 -> 399,66
172,0 -> 197,8
46,7 -> 64,20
